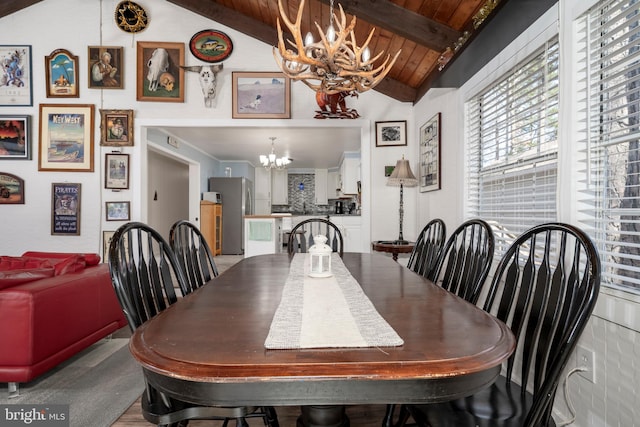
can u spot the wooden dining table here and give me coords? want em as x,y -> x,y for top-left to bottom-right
129,253 -> 515,427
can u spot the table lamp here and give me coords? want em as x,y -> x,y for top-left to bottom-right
387,156 -> 418,244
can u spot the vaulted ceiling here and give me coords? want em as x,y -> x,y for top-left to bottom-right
2,0 -> 557,104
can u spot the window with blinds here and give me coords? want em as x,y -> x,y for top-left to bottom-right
583,0 -> 640,290
467,37 -> 559,255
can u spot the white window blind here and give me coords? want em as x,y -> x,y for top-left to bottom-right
467,37 -> 559,255
583,0 -> 640,290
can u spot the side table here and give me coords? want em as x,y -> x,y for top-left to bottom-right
372,241 -> 415,262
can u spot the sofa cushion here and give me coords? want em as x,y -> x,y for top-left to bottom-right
21,251 -> 101,267
53,255 -> 87,276
0,256 -> 53,271
0,267 -> 55,290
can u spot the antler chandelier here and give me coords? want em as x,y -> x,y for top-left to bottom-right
273,0 -> 400,95
260,137 -> 291,170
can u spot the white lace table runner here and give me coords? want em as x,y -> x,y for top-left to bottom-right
264,253 -> 404,349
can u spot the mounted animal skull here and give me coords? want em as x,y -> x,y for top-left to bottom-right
181,64 -> 223,108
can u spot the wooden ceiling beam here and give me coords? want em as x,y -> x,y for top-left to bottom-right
0,0 -> 43,19
167,0 -> 416,102
316,0 -> 461,52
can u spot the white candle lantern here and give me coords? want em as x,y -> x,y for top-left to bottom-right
308,235 -> 332,278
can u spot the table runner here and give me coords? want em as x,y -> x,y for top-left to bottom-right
264,253 -> 404,349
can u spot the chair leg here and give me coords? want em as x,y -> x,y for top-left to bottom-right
382,404 -> 396,427
395,405 -> 412,427
235,417 -> 249,427
264,406 -> 280,427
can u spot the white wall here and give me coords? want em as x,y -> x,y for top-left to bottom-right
0,0 -> 413,256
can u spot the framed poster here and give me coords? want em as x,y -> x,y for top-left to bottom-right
232,72 -> 290,119
38,104 -> 94,172
419,113 -> 441,192
136,41 -> 184,102
51,182 -> 81,235
0,172 -> 24,204
0,45 -> 32,106
105,153 -> 130,189
0,115 -> 30,159
376,121 -> 407,147
106,201 -> 130,221
45,48 -> 79,98
189,29 -> 233,63
88,46 -> 123,89
100,109 -> 133,146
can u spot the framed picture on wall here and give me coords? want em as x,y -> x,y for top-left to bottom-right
105,153 -> 129,190
100,109 -> 133,146
419,112 -> 441,192
136,41 -> 184,102
38,104 -> 94,172
45,48 -> 79,98
88,46 -> 124,89
0,45 -> 33,106
375,121 -> 407,147
232,72 -> 291,118
0,172 -> 24,204
105,201 -> 130,221
51,182 -> 81,235
0,115 -> 30,159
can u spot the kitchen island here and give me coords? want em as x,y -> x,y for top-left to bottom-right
243,215 -> 288,258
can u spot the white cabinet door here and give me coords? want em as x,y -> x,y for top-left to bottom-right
340,157 -> 360,194
327,171 -> 340,198
330,216 -> 362,252
314,168 -> 328,205
254,168 -> 271,214
271,170 -> 288,205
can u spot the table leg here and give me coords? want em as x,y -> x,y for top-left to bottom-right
296,405 -> 350,427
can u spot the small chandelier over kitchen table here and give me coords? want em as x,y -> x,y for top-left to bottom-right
260,137 -> 291,170
273,0 -> 401,95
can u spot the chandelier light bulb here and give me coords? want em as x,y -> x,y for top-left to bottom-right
326,25 -> 336,44
362,47 -> 370,63
304,32 -> 314,46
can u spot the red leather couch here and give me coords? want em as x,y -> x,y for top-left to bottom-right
0,251 -> 127,395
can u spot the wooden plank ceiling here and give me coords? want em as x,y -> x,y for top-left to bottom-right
1,0 -> 513,103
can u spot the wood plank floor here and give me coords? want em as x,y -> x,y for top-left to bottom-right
112,401 -> 390,426
111,256 -> 390,426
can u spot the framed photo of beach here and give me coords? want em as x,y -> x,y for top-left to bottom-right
38,104 -> 95,172
232,72 -> 290,119
0,115 -> 30,159
0,45 -> 33,106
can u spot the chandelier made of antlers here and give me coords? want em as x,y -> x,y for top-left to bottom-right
273,0 -> 400,95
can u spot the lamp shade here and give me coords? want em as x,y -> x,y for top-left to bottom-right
387,157 -> 418,187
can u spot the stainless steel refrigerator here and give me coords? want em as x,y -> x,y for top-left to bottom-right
208,177 -> 253,254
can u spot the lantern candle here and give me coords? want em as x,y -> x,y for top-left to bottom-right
308,235 -> 332,278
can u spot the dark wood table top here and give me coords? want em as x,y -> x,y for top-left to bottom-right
130,253 -> 514,407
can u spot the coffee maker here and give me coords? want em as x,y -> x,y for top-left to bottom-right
335,200 -> 344,214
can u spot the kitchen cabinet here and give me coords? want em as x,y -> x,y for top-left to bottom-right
244,216 -> 283,258
340,156 -> 360,194
330,215 -> 363,252
314,168 -> 328,205
200,201 -> 222,256
327,171 -> 340,198
254,168 -> 271,214
271,169 -> 288,205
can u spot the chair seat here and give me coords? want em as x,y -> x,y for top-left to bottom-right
405,376 -> 556,427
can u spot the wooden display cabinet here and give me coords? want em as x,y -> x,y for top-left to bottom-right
200,201 -> 222,256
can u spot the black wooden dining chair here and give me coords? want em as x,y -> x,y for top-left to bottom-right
169,219 -> 219,294
395,222 -> 601,427
406,218 -> 446,280
108,222 -> 279,427
431,218 -> 495,304
288,218 -> 344,257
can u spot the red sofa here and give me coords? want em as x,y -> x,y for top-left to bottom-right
0,251 -> 127,396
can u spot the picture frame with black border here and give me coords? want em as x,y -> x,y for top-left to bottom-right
0,115 -> 30,159
419,112 -> 441,192
375,121 -> 407,147
51,182 -> 81,235
105,153 -> 129,190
